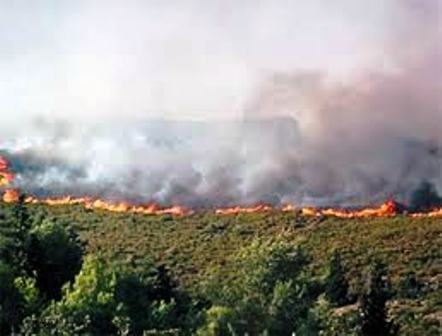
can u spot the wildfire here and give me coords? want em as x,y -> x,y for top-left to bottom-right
0,154 -> 190,216
2,188 -> 442,218
0,156 -> 14,187
1,154 -> 441,218
214,200 -> 442,218
9,193 -> 190,216
214,200 -> 400,217
215,200 -> 401,217
313,200 -> 400,218
215,204 -> 272,215
411,208 -> 442,218
3,188 -> 19,203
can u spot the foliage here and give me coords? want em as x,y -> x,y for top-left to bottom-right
26,219 -> 84,300
114,262 -> 185,334
235,240 -> 309,296
397,271 -> 423,299
305,295 -> 360,336
196,306 -> 237,336
20,254 -> 198,335
23,255 -> 118,335
0,195 -> 30,272
325,250 -> 350,307
0,202 -> 440,335
359,260 -> 395,336
201,240 -> 317,335
14,276 -> 40,314
0,261 -> 24,334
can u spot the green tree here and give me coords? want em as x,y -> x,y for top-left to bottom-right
305,295 -> 360,336
21,255 -> 194,335
202,240 -> 315,336
398,271 -> 422,299
61,255 -> 118,334
11,194 -> 30,235
325,250 -> 349,307
196,306 -> 237,336
26,219 -> 84,300
0,261 -> 24,334
267,279 -> 312,335
0,194 -> 31,273
21,255 -> 118,335
236,240 -> 309,297
359,260 -> 394,336
114,262 -> 180,335
14,276 -> 40,316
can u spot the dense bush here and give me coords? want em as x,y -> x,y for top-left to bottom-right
307,296 -> 360,336
0,201 -> 439,335
199,240 -> 320,335
0,202 -> 84,333
0,261 -> 24,334
26,219 -> 84,300
359,260 -> 395,336
325,250 -> 350,307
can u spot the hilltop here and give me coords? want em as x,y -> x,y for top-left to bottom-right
3,202 -> 439,335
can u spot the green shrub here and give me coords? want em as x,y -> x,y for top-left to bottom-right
196,306 -> 237,336
202,240 -> 316,335
26,219 -> 84,300
359,261 -> 395,336
0,262 -> 24,334
325,250 -> 350,307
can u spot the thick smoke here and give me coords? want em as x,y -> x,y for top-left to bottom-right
239,0 -> 442,206
1,0 -> 441,207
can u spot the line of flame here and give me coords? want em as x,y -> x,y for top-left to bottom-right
1,155 -> 441,217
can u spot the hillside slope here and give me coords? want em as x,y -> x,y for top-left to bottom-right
5,203 -> 441,335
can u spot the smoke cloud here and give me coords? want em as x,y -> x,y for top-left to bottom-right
0,0 -> 441,207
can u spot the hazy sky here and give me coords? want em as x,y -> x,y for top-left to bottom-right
0,1 -> 440,206
0,0 -> 399,123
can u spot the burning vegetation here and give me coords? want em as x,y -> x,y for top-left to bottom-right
1,154 -> 441,218
0,156 -> 14,187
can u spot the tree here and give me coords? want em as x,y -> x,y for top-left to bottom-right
11,194 -> 30,235
26,219 -> 84,300
305,295 -> 360,336
325,250 -> 349,307
34,255 -> 119,335
359,261 -> 394,336
398,271 -> 422,299
114,263 -> 179,335
202,240 -> 315,335
22,255 -> 193,335
0,194 -> 31,272
196,306 -> 237,336
0,261 -> 24,334
237,240 -> 309,297
267,279 -> 313,335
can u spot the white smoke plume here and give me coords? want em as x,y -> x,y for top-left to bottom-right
0,0 -> 440,207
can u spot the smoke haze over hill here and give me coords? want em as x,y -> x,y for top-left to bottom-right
0,0 -> 440,207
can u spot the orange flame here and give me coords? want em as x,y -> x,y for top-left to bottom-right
2,188 -> 441,218
0,156 -> 8,170
0,156 -> 14,187
3,188 -> 19,203
215,204 -> 272,215
411,207 -> 442,218
215,200 -> 402,218
316,200 -> 399,218
20,194 -> 191,216
0,154 -> 190,216
1,154 -> 441,218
